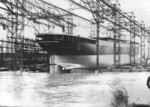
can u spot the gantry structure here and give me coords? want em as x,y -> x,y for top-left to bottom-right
0,0 -> 76,70
0,0 -> 150,70
68,0 -> 150,68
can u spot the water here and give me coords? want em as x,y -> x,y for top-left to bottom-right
0,72 -> 150,107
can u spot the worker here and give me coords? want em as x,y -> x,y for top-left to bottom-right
147,76 -> 150,89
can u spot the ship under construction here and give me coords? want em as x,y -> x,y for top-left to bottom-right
36,33 -> 140,73
0,0 -> 150,73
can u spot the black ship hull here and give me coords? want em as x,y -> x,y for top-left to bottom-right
36,34 -> 140,70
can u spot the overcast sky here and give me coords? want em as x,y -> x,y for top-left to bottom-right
42,0 -> 150,38
44,0 -> 150,28
119,0 -> 150,27
0,0 -> 150,39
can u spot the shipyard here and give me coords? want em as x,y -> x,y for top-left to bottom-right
0,0 -> 150,107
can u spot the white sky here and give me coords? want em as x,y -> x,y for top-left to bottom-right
43,0 -> 150,39
0,0 -> 150,40
119,0 -> 150,27
45,0 -> 150,27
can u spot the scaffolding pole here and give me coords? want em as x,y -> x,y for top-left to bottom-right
130,23 -> 136,65
113,4 -> 121,68
141,29 -> 145,66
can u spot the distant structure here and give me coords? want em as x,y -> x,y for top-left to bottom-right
0,0 -> 150,72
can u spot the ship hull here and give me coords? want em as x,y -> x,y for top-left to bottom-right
38,38 -> 131,55
37,34 -> 140,70
51,54 -> 140,69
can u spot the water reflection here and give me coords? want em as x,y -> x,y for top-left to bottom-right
0,72 -> 150,107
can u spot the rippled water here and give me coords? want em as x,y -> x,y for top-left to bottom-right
0,72 -> 150,107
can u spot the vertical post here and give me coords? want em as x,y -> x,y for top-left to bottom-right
15,1 -> 19,71
130,23 -> 136,66
113,4 -> 120,68
146,35 -> 150,66
2,39 -> 4,65
96,21 -> 100,71
90,21 -> 96,38
20,0 -> 26,72
96,0 -> 100,72
148,40 -> 150,58
8,3 -> 15,70
141,29 -> 145,66
133,27 -> 136,65
130,20 -> 132,65
20,37 -> 24,72
49,54 -> 56,73
113,5 -> 116,67
67,15 -> 73,35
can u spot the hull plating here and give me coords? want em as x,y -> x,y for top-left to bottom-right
51,55 -> 140,69
37,34 -> 140,69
